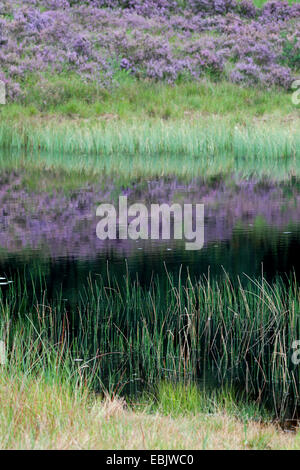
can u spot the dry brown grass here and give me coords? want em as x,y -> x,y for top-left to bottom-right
0,373 -> 299,450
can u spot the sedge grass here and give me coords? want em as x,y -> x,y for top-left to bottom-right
0,120 -> 300,182
0,270 -> 299,422
0,75 -> 299,182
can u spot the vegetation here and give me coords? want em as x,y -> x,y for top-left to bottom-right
0,270 -> 299,425
1,75 -> 298,121
1,374 -> 300,450
0,77 -> 298,183
1,121 -> 299,182
1,1 -> 300,100
1,0 -> 300,449
0,2 -> 299,183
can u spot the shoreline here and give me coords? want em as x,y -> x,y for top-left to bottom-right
0,373 -> 298,450
1,113 -> 300,182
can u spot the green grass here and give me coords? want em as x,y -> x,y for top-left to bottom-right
1,74 -> 298,122
0,119 -> 299,182
0,270 -> 299,422
143,382 -> 271,423
0,77 -> 299,183
1,372 -> 299,449
253,0 -> 300,6
0,76 -> 298,183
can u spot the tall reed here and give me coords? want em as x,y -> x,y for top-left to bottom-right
0,121 -> 299,180
0,270 -> 299,421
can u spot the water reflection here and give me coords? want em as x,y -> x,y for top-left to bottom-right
0,176 -> 300,293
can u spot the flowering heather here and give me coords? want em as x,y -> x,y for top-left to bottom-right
0,1 -> 299,99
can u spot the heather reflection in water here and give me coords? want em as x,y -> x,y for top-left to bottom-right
1,175 -> 300,417
0,176 -> 300,292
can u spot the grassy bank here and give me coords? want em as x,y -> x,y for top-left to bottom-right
0,374 -> 299,450
1,120 -> 299,180
1,77 -> 299,123
0,79 -> 299,182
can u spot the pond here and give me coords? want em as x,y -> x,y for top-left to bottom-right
0,176 -> 299,293
0,172 -> 299,420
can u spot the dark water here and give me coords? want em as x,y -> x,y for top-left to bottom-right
0,176 -> 300,299
1,174 -> 300,420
